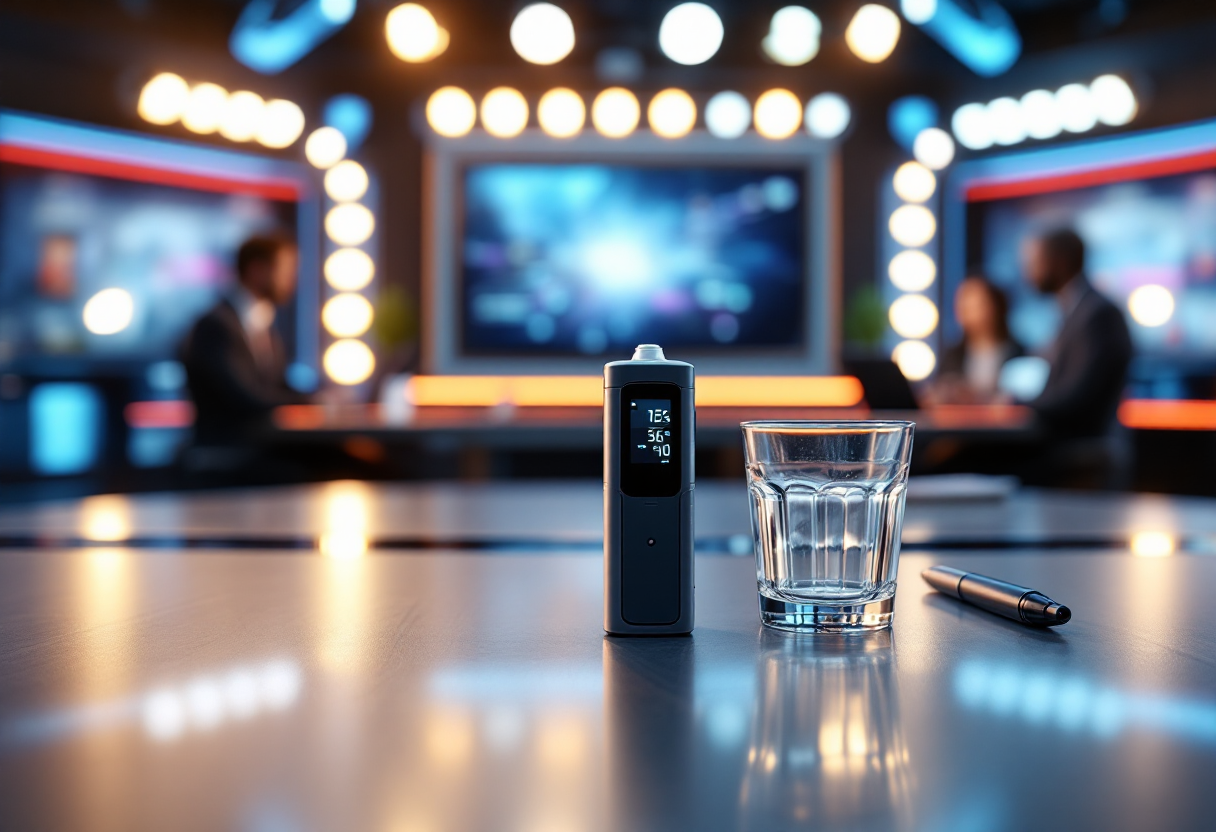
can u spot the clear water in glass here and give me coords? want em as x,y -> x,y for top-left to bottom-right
742,421 -> 914,632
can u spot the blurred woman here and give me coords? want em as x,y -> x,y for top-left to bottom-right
934,276 -> 1023,403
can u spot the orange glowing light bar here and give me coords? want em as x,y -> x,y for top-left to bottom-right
1118,399 -> 1216,431
405,375 -> 864,408
408,375 -> 602,407
697,376 -> 864,408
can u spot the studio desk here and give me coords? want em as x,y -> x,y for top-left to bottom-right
0,481 -> 1214,831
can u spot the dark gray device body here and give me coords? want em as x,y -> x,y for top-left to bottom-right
603,346 -> 694,635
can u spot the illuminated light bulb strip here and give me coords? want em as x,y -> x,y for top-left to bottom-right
425,86 -> 852,141
137,73 -> 305,149
886,158 -> 942,381
951,75 -> 1137,152
321,155 -> 378,385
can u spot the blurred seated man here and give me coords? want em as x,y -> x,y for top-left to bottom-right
1024,229 -> 1132,437
1022,228 -> 1133,484
180,235 -> 309,459
932,276 -> 1023,404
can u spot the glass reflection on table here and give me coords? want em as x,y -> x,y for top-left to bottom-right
740,629 -> 913,832
412,662 -> 606,832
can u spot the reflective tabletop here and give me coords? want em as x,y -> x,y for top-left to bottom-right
0,479 -> 1213,552
1,493 -> 1215,830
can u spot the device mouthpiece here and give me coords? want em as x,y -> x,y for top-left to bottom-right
631,344 -> 666,361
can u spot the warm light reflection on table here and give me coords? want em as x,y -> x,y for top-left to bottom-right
741,631 -> 912,830
317,482 -> 373,673
1130,530 -> 1176,558
79,494 -> 132,542
318,479 -> 373,559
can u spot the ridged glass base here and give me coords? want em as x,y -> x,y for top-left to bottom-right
759,592 -> 895,633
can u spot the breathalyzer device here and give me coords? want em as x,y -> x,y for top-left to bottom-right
603,344 -> 694,635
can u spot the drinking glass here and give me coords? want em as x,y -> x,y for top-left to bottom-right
741,421 -> 914,632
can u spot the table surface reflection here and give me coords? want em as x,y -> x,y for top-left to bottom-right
1,480 -> 1214,551
1,545 -> 1215,829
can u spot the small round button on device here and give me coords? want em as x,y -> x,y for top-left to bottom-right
647,538 -> 656,546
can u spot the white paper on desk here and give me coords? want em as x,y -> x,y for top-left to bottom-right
905,474 -> 1019,502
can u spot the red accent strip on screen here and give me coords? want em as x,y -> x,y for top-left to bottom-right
125,400 -> 196,429
965,149 -> 1216,202
0,144 -> 301,201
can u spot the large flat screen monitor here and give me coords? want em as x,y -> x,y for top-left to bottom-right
425,133 -> 838,374
946,119 -> 1216,381
966,169 -> 1216,356
0,165 -> 298,361
0,111 -> 318,374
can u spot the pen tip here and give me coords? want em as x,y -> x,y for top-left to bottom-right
1048,604 -> 1071,624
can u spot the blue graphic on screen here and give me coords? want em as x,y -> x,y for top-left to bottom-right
968,171 -> 1216,357
461,164 -> 805,355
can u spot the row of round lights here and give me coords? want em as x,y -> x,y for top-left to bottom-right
137,73 -> 305,148
887,160 -> 941,381
425,86 -> 852,141
952,75 -> 1137,151
387,2 -> 902,68
302,127 -> 378,386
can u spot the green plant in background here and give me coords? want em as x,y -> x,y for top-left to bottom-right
371,284 -> 418,350
844,285 -> 888,352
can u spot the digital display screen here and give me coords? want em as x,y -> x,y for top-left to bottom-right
461,163 -> 806,356
620,383 -> 681,497
630,398 -> 673,464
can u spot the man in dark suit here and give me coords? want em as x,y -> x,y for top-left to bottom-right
1024,228 -> 1133,439
180,235 -> 310,453
1020,228 -> 1133,485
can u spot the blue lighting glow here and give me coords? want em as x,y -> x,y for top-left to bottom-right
318,0 -> 355,24
323,94 -> 373,152
128,427 -> 188,468
902,0 -> 1021,77
29,383 -> 101,476
888,96 -> 940,151
286,362 -> 319,393
230,0 -> 355,75
429,665 -> 603,702
955,660 -> 1216,745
